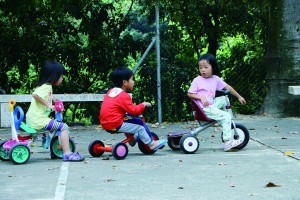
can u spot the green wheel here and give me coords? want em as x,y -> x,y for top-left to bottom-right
50,136 -> 76,159
0,140 -> 10,161
9,144 -> 30,165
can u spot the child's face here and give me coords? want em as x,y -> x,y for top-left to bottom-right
55,76 -> 63,86
198,60 -> 213,78
123,75 -> 134,91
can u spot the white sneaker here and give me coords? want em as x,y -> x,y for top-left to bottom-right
223,140 -> 242,152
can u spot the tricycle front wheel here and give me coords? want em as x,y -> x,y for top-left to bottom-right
9,144 -> 30,164
138,132 -> 159,155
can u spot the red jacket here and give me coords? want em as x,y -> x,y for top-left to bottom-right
99,88 -> 145,130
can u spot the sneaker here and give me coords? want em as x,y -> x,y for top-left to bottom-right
223,140 -> 241,152
63,152 -> 85,162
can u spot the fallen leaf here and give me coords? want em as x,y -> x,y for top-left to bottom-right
178,186 -> 184,189
249,128 -> 255,130
218,162 -> 226,165
288,131 -> 298,134
281,137 -> 287,139
248,193 -> 258,196
102,157 -> 110,160
284,151 -> 294,156
265,182 -> 280,187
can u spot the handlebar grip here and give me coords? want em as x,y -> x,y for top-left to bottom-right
54,101 -> 64,112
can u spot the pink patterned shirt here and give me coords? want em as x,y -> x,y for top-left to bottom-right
188,75 -> 226,108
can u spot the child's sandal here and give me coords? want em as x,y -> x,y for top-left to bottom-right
63,152 -> 85,162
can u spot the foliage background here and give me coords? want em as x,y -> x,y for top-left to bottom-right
0,0 -> 268,124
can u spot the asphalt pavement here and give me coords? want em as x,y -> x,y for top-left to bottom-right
0,115 -> 300,200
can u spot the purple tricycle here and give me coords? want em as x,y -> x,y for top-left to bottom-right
167,90 -> 250,153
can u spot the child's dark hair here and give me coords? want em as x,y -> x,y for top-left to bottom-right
198,53 -> 220,76
111,67 -> 133,88
36,61 -> 65,87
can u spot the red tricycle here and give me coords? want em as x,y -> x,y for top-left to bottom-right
88,108 -> 162,160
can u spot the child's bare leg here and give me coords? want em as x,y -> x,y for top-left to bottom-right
60,130 -> 71,155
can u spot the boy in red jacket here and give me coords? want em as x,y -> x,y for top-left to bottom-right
99,67 -> 166,151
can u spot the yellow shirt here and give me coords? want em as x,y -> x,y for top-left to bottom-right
26,84 -> 53,130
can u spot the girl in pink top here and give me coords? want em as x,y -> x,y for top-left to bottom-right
187,53 -> 246,151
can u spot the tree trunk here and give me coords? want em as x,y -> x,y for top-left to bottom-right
262,0 -> 300,116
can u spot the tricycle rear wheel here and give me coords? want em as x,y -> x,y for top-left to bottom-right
180,134 -> 199,154
88,140 -> 105,157
50,136 -> 76,159
167,137 -> 181,150
112,142 -> 128,160
0,140 -> 10,161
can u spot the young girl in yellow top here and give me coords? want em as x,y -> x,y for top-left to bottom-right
26,61 -> 84,161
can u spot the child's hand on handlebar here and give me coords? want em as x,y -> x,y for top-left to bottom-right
54,101 -> 64,112
47,104 -> 55,112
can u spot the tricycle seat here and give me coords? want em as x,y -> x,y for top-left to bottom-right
191,100 -> 214,122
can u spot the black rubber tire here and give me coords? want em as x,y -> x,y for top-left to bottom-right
232,123 -> 250,150
112,142 -> 128,160
88,140 -> 105,157
0,140 -> 10,161
167,137 -> 181,150
138,132 -> 159,155
221,122 -> 250,150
